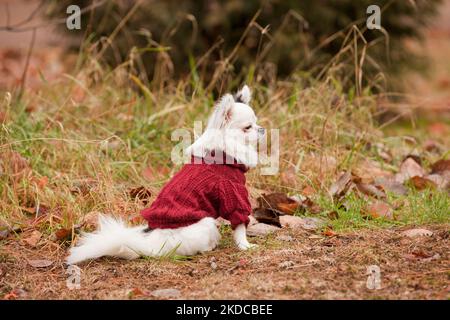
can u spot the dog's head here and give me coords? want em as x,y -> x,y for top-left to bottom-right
187,85 -> 264,168
207,85 -> 264,142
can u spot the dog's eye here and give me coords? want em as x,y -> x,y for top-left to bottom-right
244,125 -> 252,130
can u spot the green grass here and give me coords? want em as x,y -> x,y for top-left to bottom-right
310,188 -> 449,232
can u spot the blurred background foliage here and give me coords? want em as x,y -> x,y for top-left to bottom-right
45,0 -> 442,91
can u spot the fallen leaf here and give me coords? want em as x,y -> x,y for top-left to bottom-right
353,159 -> 392,183
395,157 -> 425,183
246,223 -> 280,237
280,216 -> 326,230
33,176 -> 49,189
3,288 -> 27,300
403,154 -> 422,166
401,228 -> 433,238
365,201 -> 393,220
253,208 -> 281,227
150,288 -> 181,299
374,177 -> 408,196
425,174 -> 449,190
423,140 -> 440,152
356,183 -> 386,199
128,186 -> 152,205
301,197 -> 322,214
322,228 -> 336,237
127,287 -> 147,298
53,228 -> 72,241
409,176 -> 437,190
28,259 -> 53,268
301,185 -> 315,197
257,193 -> 297,213
22,230 -> 42,247
329,171 -> 353,200
430,159 -> 450,175
277,202 -> 301,215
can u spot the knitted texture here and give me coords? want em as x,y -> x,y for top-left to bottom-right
140,156 -> 251,229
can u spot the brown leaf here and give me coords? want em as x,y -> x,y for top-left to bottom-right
246,222 -> 280,237
329,171 -> 353,199
353,159 -> 392,183
356,183 -> 386,199
322,228 -> 336,237
403,154 -> 422,166
365,201 -> 394,220
3,288 -> 27,300
28,259 -> 53,268
374,177 -> 408,196
127,287 -> 148,298
301,185 -> 315,197
401,228 -> 433,238
277,202 -> 300,215
257,193 -> 296,211
33,176 -> 48,189
301,197 -> 322,214
22,230 -> 42,247
128,186 -> 152,205
423,140 -> 440,152
53,228 -> 72,241
430,159 -> 450,175
425,174 -> 449,190
280,216 -> 326,230
395,158 -> 425,183
409,176 -> 437,190
253,208 -> 281,227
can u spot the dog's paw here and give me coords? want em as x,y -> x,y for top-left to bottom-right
237,242 -> 258,251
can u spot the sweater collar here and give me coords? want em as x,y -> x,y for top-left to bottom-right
191,152 -> 249,172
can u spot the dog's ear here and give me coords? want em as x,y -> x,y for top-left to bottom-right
207,93 -> 235,129
234,85 -> 251,104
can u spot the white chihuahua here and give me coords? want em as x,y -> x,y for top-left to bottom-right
67,85 -> 262,265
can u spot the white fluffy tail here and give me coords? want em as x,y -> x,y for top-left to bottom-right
66,215 -> 220,265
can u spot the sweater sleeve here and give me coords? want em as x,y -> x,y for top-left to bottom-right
217,178 -> 252,229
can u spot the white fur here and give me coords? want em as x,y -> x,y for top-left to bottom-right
66,85 -> 259,265
67,215 -> 220,265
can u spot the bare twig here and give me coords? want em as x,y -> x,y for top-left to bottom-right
18,28 -> 37,98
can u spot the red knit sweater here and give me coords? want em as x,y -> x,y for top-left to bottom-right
140,155 -> 251,230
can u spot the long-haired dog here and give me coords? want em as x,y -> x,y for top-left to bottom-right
67,85 -> 263,264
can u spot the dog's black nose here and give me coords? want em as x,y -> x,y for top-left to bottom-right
258,127 -> 266,135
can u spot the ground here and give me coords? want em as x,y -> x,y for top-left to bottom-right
1,223 -> 448,299
0,0 -> 449,300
